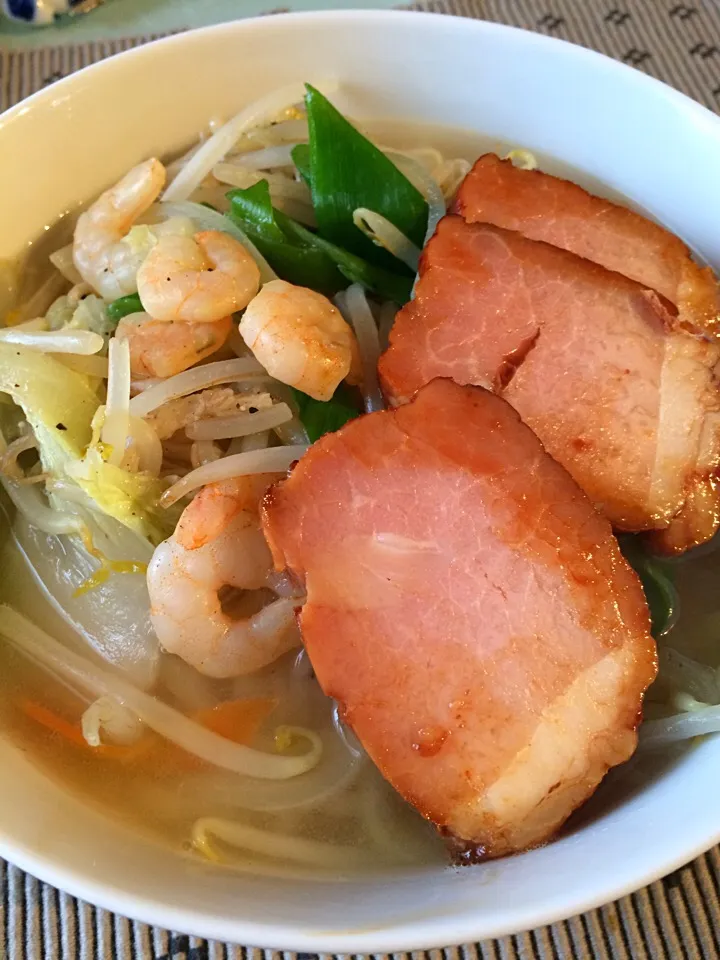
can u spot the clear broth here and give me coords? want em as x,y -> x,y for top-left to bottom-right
0,118 -> 715,879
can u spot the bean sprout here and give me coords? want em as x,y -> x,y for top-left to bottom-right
163,81 -> 335,203
0,328 -> 104,355
385,150 -> 446,246
192,817 -> 379,868
0,607 -> 322,780
336,285 -> 384,413
505,148 -> 538,170
129,358 -> 268,418
161,445 -> 307,507
101,338 -> 131,468
186,402 -> 293,441
352,208 -> 420,271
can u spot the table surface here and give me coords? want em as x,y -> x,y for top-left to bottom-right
1,1 -> 720,957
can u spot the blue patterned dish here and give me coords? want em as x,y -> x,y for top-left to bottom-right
1,0 -> 102,26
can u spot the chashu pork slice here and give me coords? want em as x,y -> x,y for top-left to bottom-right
378,216 -> 720,549
454,153 -> 720,338
262,379 -> 657,859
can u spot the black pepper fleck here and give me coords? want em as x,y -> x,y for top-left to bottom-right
56,422 -> 67,431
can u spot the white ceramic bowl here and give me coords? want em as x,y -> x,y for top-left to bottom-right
2,11 -> 720,951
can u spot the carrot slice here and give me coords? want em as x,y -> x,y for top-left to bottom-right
193,697 -> 278,742
20,699 -> 89,748
152,697 -> 279,774
17,699 -> 142,761
18,695 -> 278,772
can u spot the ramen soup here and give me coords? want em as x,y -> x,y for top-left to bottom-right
0,82 -> 718,876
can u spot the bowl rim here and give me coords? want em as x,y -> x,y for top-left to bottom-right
3,810 -> 720,953
2,8 -> 720,951
3,7 -> 720,133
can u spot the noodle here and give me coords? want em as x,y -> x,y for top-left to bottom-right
265,383 -> 309,445
163,82 -> 335,203
236,430 -> 270,454
272,198 -> 317,228
223,144 -> 298,170
191,817 -> 379,868
352,208 -> 420,271
0,606 -> 322,779
236,117 -> 309,149
128,358 -> 269,418
336,285 -> 384,413
211,165 -> 316,226
435,157 -> 472,199
213,165 -> 311,203
190,439 -> 222,469
386,150 -> 446,245
274,417 -> 310,446
160,445 -> 307,507
186,402 -> 293,441
658,647 -> 720,705
640,704 -> 720,748
102,339 -> 131,468
391,146 -> 444,172
672,692 -> 710,713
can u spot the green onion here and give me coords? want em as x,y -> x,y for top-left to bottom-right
303,84 -> 427,270
226,183 -> 345,295
227,181 -> 286,244
290,143 -> 312,188
106,293 -> 143,324
226,182 -> 412,303
619,535 -> 678,638
276,214 -> 413,304
291,384 -> 361,443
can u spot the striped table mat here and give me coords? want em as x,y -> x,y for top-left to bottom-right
2,1 -> 720,957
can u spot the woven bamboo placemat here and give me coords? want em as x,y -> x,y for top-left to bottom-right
2,1 -> 720,956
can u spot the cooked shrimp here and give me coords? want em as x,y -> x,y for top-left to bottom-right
136,231 -> 261,323
147,476 -> 298,678
73,159 -> 166,300
239,279 -> 361,402
116,312 -> 231,379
